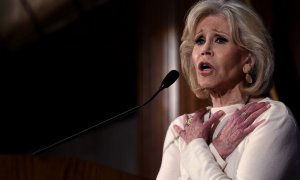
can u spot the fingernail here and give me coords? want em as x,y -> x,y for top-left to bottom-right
259,119 -> 266,124
173,125 -> 179,130
218,111 -> 225,115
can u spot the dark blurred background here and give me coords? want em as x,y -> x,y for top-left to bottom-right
1,0 -> 138,153
0,0 -> 299,179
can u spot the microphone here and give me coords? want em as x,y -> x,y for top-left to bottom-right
32,70 -> 179,155
160,70 -> 180,89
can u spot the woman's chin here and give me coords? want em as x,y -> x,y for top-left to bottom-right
199,84 -> 215,90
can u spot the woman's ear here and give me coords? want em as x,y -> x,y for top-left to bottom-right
242,54 -> 253,73
242,54 -> 254,84
243,64 -> 251,73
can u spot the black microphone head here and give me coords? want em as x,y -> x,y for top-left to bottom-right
161,70 -> 180,89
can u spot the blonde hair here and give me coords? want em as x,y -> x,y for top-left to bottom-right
180,0 -> 274,99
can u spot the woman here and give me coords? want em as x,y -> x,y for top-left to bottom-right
156,0 -> 300,179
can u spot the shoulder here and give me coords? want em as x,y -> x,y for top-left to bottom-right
169,112 -> 198,128
259,97 -> 298,129
162,114 -> 191,151
168,114 -> 185,130
262,97 -> 294,120
165,112 -> 196,136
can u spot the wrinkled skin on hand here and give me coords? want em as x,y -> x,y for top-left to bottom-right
174,101 -> 270,159
213,101 -> 270,159
173,108 -> 224,144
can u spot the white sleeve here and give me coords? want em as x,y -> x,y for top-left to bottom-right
156,121 -> 181,180
181,102 -> 300,180
181,138 -> 231,180
157,119 -> 232,180
235,104 -> 300,180
209,143 -> 227,169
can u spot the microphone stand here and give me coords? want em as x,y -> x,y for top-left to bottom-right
32,70 -> 179,155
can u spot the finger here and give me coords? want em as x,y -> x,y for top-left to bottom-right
241,103 -> 270,127
236,102 -> 257,116
173,124 -> 184,135
243,119 -> 266,134
183,114 -> 194,128
183,114 -> 189,128
196,107 -> 209,115
194,108 -> 209,120
238,102 -> 260,118
223,109 -> 239,130
247,103 -> 271,120
187,114 -> 194,127
240,111 -> 249,120
239,102 -> 270,121
242,101 -> 257,111
205,110 -> 224,128
244,101 -> 269,115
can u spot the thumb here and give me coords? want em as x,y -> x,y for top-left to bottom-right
206,110 -> 225,128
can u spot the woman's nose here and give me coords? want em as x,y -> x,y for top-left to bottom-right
201,50 -> 212,56
201,42 -> 213,56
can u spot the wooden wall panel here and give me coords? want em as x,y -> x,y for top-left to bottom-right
137,1 -> 169,178
136,1 -> 205,179
0,155 -> 150,180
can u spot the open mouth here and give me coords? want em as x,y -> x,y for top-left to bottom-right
199,62 -> 213,71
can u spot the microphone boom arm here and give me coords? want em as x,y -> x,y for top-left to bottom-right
32,70 -> 179,155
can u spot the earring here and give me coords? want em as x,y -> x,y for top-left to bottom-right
245,73 -> 253,84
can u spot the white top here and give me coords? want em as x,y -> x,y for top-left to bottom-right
156,98 -> 300,180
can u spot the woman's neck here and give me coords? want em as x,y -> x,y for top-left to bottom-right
210,86 -> 249,107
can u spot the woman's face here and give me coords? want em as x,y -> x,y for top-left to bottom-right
192,15 -> 248,93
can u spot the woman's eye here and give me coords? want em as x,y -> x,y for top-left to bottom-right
195,37 -> 205,45
215,36 -> 228,44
